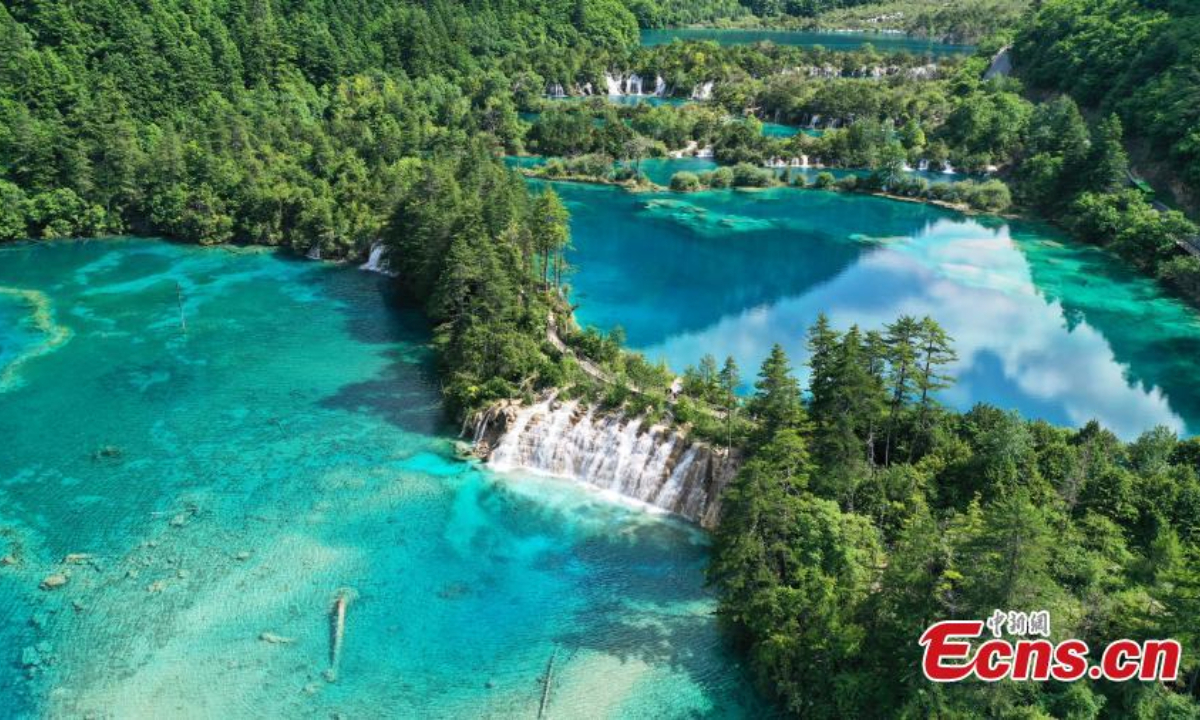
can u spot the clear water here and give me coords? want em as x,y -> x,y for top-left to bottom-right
545,96 -> 689,107
640,28 -> 974,57
538,181 -> 1200,439
0,239 -> 763,717
508,156 -> 967,189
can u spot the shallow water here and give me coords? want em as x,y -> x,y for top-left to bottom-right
538,180 -> 1200,438
510,156 -> 965,189
0,239 -> 763,717
640,28 -> 974,57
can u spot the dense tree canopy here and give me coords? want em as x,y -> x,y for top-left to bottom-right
1015,0 -> 1200,203
712,315 -> 1200,718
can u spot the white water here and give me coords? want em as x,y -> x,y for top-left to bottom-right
627,73 -> 643,96
653,75 -> 667,97
477,399 -> 737,527
690,81 -> 714,101
605,72 -> 623,96
359,242 -> 395,275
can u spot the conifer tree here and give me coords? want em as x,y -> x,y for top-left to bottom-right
749,344 -> 805,443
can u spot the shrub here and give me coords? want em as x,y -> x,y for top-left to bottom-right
1159,255 -> 1200,302
731,163 -> 775,188
0,181 -> 28,240
708,167 -> 735,189
959,179 -> 1013,212
670,171 -> 702,192
835,174 -> 859,191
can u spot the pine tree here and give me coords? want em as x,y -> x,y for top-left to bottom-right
529,188 -> 570,291
806,313 -> 841,427
749,344 -> 805,443
910,317 -> 956,459
883,315 -> 921,464
812,326 -> 886,508
698,353 -> 720,400
1088,114 -> 1130,194
718,355 -> 742,451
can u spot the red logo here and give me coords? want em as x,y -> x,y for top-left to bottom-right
919,614 -> 1181,683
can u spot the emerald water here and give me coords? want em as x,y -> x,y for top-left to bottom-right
640,28 -> 974,56
509,156 -> 964,189
0,239 -> 763,717
540,180 -> 1200,438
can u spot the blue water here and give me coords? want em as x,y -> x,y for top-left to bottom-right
534,180 -> 1200,439
640,28 -> 974,57
513,156 -> 974,190
545,95 -> 689,107
0,239 -> 763,717
761,123 -> 823,138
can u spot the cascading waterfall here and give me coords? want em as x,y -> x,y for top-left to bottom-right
653,75 -> 667,97
472,398 -> 739,528
626,73 -> 643,96
359,243 -> 395,275
605,72 -> 623,96
690,81 -> 714,101
917,159 -> 930,172
548,82 -> 566,98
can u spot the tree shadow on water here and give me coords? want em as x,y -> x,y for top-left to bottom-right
318,347 -> 448,435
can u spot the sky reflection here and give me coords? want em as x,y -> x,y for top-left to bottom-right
559,182 -> 1200,438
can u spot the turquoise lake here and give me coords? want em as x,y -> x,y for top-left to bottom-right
640,28 -> 974,57
533,179 -> 1200,439
0,239 -> 764,717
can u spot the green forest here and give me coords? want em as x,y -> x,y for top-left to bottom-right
708,318 -> 1200,717
3,0 -> 1200,716
1015,0 -> 1200,210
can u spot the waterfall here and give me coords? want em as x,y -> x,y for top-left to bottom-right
810,114 -> 821,129
942,162 -> 957,175
690,81 -> 713,101
627,73 -> 643,96
548,83 -> 566,98
917,159 -> 930,172
306,245 -> 321,261
799,154 -> 810,168
653,75 -> 667,97
359,242 -> 395,276
472,398 -> 739,528
604,72 -> 623,96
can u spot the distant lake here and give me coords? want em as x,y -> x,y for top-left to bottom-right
640,28 -> 974,57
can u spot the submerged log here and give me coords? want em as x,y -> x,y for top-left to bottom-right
538,647 -> 558,719
326,588 -> 353,681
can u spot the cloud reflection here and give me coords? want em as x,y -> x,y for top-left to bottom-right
639,218 -> 1186,438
